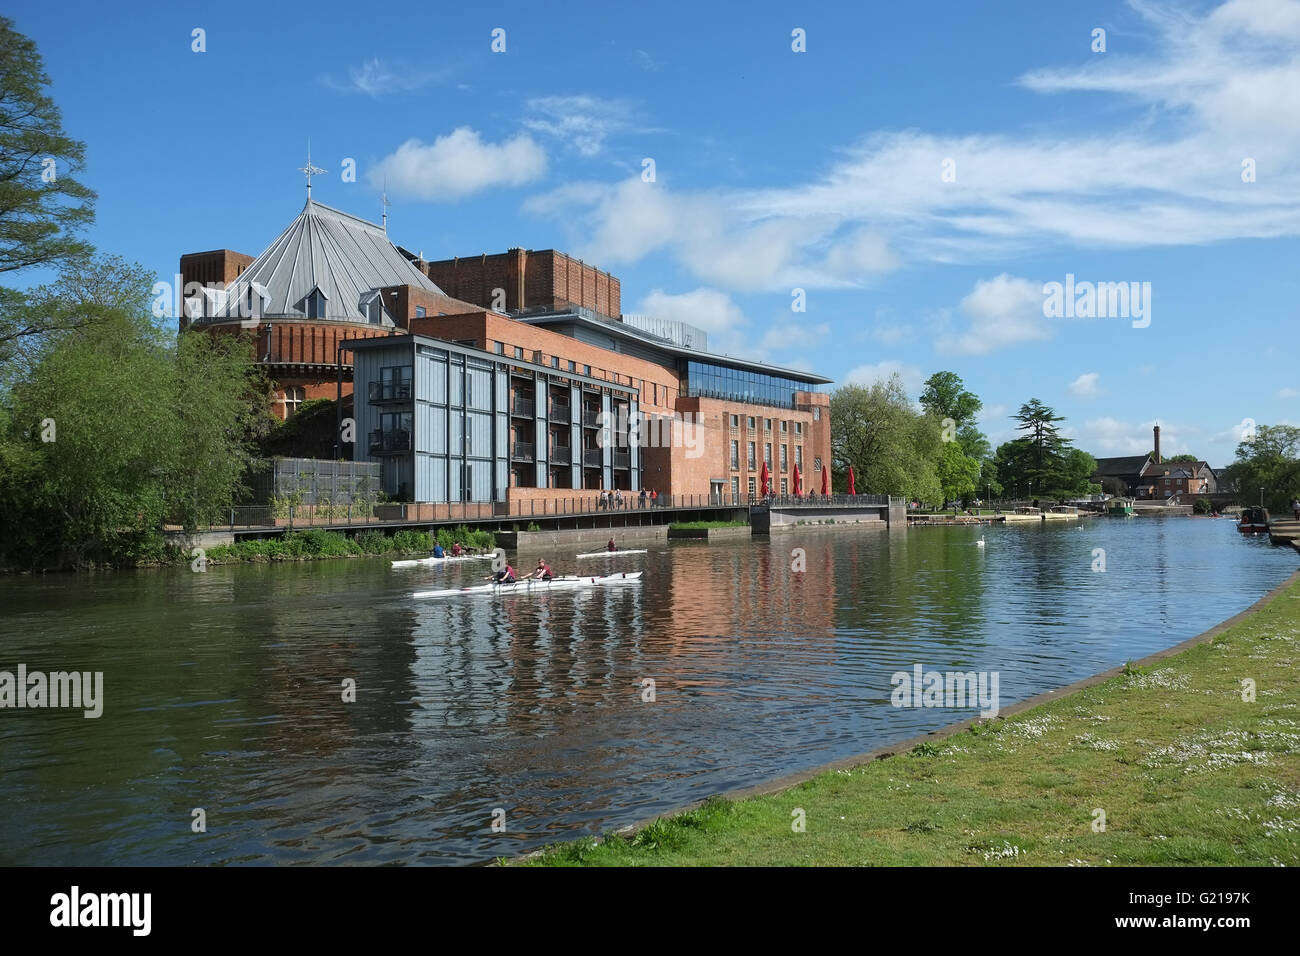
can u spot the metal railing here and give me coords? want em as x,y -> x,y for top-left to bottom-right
368,430 -> 411,454
582,409 -> 601,427
511,397 -> 535,417
613,451 -> 630,469
582,449 -> 602,467
368,381 -> 412,402
550,445 -> 572,465
549,401 -> 570,419
187,493 -> 754,530
511,441 -> 535,462
753,493 -> 892,507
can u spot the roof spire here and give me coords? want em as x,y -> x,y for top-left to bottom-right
381,177 -> 391,233
298,139 -> 327,201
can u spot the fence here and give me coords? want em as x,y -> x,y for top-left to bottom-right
249,458 -> 384,507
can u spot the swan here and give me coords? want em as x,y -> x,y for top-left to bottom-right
977,536 -> 985,548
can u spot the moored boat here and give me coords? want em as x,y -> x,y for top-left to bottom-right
391,553 -> 495,569
413,571 -> 643,600
1237,506 -> 1270,534
575,549 -> 648,559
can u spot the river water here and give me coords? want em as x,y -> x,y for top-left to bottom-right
1,515 -> 1294,864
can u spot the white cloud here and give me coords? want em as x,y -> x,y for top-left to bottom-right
936,274 -> 1051,356
324,58 -> 440,95
844,360 -> 925,396
759,321 -> 829,354
371,129 -> 547,201
1070,372 -> 1103,398
526,1 -> 1300,286
523,95 -> 632,157
1278,386 -> 1299,398
1076,417 -> 1191,457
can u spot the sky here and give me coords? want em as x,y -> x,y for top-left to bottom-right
10,0 -> 1300,468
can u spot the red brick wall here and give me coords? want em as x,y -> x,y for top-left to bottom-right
422,249 -> 620,317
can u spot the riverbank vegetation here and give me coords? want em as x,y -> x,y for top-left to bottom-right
668,520 -> 748,530
526,573 -> 1300,866
831,372 -> 1099,508
202,525 -> 495,564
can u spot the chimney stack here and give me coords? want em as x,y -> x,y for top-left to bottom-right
1153,424 -> 1161,464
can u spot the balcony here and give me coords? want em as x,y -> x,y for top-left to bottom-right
368,381 -> 412,403
583,449 -> 602,468
550,445 -> 572,465
511,441 -> 535,463
549,400 -> 571,419
613,451 -> 630,469
582,409 -> 601,427
511,397 -> 535,418
368,429 -> 411,455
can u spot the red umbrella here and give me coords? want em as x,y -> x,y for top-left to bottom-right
759,461 -> 770,496
847,465 -> 856,495
821,464 -> 829,496
793,463 -> 802,495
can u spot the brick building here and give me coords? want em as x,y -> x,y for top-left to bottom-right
182,201 -> 833,503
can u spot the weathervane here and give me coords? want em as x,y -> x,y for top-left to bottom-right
382,177 -> 392,232
298,140 -> 327,200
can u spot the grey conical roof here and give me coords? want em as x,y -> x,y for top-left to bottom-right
210,199 -> 443,324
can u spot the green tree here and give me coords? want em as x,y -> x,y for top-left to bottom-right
831,374 -> 942,502
920,371 -> 982,426
937,441 -> 980,503
0,257 -> 267,569
1012,398 -> 1068,483
1220,425 -> 1300,511
0,17 -> 98,361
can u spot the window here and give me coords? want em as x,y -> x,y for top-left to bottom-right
780,444 -> 788,472
584,365 -> 591,376
748,416 -> 755,429
653,383 -> 658,405
765,443 -> 772,466
514,346 -> 524,360
748,477 -> 756,497
781,478 -> 788,495
731,477 -> 739,499
765,418 -> 772,431
795,446 -> 803,469
813,407 -> 820,421
551,356 -> 560,368
280,386 -> 305,418
415,306 -> 426,318
305,287 -> 326,319
795,422 -> 802,435
494,342 -> 505,354
781,420 -> 788,433
568,360 -> 576,372
730,440 -> 739,470
730,414 -> 739,428
379,365 -> 412,399
748,441 -> 756,470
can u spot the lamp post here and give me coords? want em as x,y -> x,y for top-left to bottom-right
1260,487 -> 1265,507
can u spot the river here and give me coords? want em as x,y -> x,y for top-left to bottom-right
0,514 -> 1294,864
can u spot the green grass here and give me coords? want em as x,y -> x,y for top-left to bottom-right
524,574 -> 1300,866
668,520 -> 749,530
203,525 -> 494,564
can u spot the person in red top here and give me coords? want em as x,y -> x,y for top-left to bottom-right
451,541 -> 464,557
530,559 -> 553,581
489,563 -> 516,584
607,537 -> 617,552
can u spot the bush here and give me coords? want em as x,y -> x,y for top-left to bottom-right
1193,498 -> 1212,514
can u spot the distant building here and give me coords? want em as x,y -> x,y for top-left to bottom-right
1092,454 -> 1152,497
1091,425 -> 1217,499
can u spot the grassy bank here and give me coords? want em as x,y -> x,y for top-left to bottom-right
526,572 -> 1300,866
203,526 -> 495,564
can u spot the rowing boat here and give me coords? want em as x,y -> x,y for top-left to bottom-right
391,553 -> 495,569
575,549 -> 648,559
413,571 -> 643,600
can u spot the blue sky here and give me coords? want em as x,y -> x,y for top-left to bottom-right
11,0 -> 1300,466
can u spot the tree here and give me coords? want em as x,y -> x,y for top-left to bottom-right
920,371 -> 982,426
1220,425 -> 1300,511
831,375 -> 942,503
0,18 -> 97,357
0,256 -> 268,569
1146,451 -> 1198,463
937,441 -> 980,503
1012,398 -> 1068,483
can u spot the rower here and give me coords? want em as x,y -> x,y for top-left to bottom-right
450,542 -> 463,557
607,537 -> 617,553
432,542 -> 445,559
530,559 -> 553,581
488,563 -> 517,585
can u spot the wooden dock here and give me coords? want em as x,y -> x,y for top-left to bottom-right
1268,519 -> 1300,546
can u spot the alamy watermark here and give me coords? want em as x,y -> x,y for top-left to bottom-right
0,665 -> 103,718
1042,274 -> 1151,328
596,408 -> 704,459
890,664 -> 1000,718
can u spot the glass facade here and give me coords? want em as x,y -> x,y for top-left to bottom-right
683,360 -> 818,410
